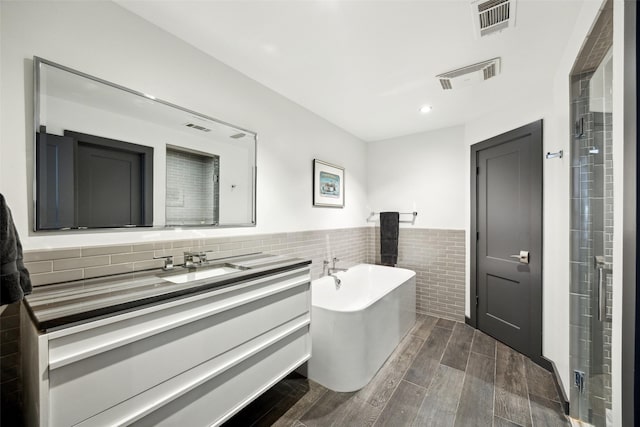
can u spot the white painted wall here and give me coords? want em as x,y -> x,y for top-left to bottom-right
0,1 -> 369,250
366,125 -> 466,230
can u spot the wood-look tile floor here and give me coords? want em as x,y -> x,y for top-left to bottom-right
223,315 -> 569,427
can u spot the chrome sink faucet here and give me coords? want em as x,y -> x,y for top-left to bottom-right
184,251 -> 207,268
153,255 -> 174,271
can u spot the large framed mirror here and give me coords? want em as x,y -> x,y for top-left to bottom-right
33,57 -> 256,231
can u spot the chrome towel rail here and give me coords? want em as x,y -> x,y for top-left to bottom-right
545,150 -> 563,159
367,211 -> 418,225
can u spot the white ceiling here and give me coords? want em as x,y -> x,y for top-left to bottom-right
117,0 -> 585,142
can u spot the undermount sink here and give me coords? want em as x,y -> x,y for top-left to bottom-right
162,264 -> 246,284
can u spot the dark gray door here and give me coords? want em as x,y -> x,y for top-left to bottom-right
77,144 -> 143,228
36,131 -> 75,229
471,120 -> 542,361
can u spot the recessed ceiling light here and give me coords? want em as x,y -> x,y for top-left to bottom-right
419,105 -> 432,114
262,44 -> 279,55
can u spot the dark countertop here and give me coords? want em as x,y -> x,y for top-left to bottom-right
24,253 -> 311,332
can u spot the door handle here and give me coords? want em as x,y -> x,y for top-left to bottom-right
595,255 -> 612,322
509,251 -> 529,264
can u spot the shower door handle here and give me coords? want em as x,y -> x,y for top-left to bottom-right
597,265 -> 605,321
596,265 -> 613,322
509,251 -> 529,264
595,256 -> 612,322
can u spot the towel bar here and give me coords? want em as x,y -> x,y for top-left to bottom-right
545,150 -> 563,159
366,211 -> 417,224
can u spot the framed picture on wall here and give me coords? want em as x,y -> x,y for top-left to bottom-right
313,159 -> 345,208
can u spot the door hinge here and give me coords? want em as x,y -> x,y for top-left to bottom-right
475,295 -> 479,306
476,166 -> 479,175
476,231 -> 479,241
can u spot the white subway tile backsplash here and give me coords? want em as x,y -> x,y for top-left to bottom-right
111,251 -> 156,264
54,255 -> 110,271
23,260 -> 52,274
82,245 -> 132,257
24,248 -> 81,262
84,263 -> 134,279
31,269 -> 83,286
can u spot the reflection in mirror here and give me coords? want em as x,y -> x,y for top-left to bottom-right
34,57 -> 257,231
166,146 -> 220,226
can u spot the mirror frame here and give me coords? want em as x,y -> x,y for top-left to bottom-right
33,56 -> 257,232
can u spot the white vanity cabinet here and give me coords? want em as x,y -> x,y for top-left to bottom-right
22,265 -> 311,426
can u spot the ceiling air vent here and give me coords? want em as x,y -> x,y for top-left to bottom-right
439,79 -> 452,90
471,0 -> 516,37
436,57 -> 501,90
185,123 -> 211,132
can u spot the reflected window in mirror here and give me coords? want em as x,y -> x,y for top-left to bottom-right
166,147 -> 219,226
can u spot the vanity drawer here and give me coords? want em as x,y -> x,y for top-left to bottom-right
78,322 -> 311,426
136,326 -> 311,427
46,268 -> 310,426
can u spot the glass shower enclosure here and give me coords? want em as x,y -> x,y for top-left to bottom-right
569,2 -> 613,425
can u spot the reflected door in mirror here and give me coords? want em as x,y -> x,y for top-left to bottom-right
36,128 -> 153,229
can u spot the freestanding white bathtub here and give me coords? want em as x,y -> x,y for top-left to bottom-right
306,264 -> 416,392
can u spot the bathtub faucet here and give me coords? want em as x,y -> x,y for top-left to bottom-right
324,257 -> 347,287
328,257 -> 348,274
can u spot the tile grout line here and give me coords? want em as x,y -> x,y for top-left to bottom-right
402,378 -> 429,391
492,337 -> 498,427
451,328 -> 474,427
369,377 -> 400,425
404,378 -> 431,427
396,332 -> 430,426
523,356 -> 536,427
294,385 -> 330,425
496,414 -> 525,426
437,323 -> 457,365
370,318 -> 432,427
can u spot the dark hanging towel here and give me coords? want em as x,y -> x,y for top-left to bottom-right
380,212 -> 399,267
1,194 -> 32,306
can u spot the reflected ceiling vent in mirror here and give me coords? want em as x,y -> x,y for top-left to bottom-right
436,57 -> 501,90
184,123 -> 211,132
230,133 -> 246,139
471,0 -> 517,38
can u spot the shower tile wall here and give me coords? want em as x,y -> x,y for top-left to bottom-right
569,72 -> 612,421
603,111 -> 613,402
600,107 -> 613,414
570,73 -> 593,417
601,108 -> 614,421
166,149 -> 219,225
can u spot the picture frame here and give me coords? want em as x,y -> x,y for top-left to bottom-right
313,159 -> 345,208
